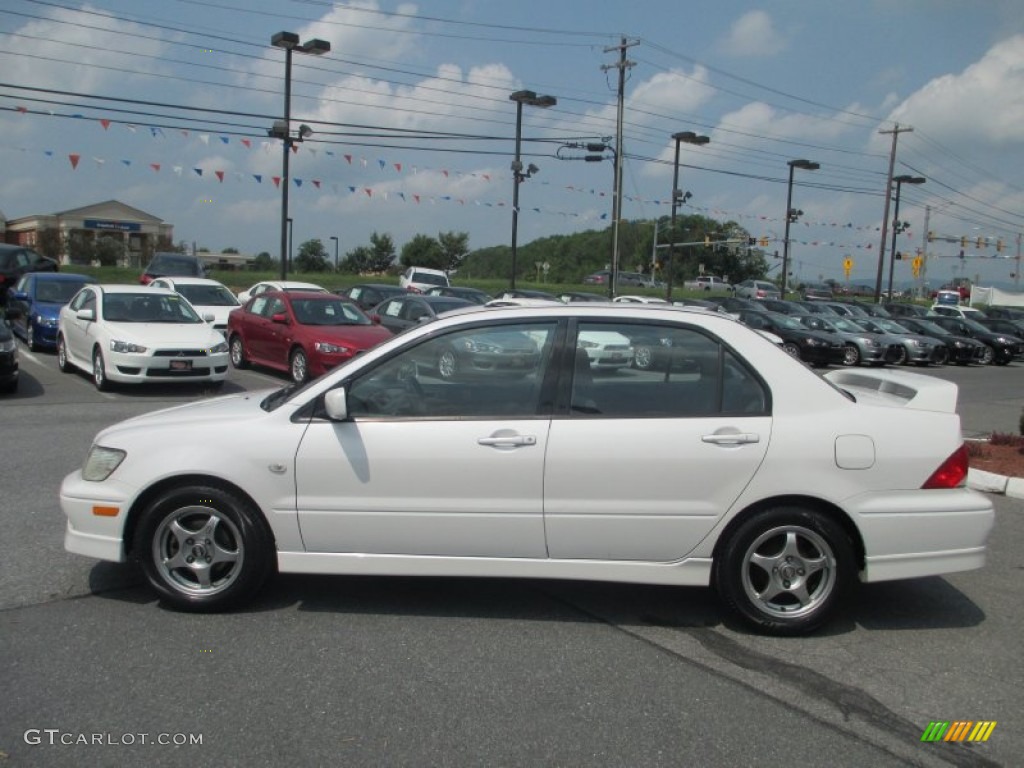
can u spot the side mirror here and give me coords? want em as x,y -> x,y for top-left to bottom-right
203,313 -> 215,323
323,388 -> 349,421
369,314 -> 381,325
76,308 -> 95,322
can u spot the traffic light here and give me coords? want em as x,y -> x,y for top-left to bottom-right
927,231 -> 935,242
959,250 -> 965,259
759,236 -> 769,247
704,235 -> 710,246
997,238 -> 1005,252
894,251 -> 902,260
961,236 -> 968,248
976,236 -> 985,249
747,237 -> 756,246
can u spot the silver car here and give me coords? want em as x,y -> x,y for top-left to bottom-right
734,279 -> 781,300
796,314 -> 901,367
855,317 -> 944,366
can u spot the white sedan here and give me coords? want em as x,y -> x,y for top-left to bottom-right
236,280 -> 328,305
149,276 -> 240,334
56,284 -> 229,391
60,303 -> 993,634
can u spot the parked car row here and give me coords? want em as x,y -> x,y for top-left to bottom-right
703,296 -> 1024,368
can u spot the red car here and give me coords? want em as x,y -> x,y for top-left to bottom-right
227,291 -> 392,384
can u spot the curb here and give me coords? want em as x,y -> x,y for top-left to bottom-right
967,468 -> 1024,499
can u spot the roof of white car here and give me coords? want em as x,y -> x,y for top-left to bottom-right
151,277 -> 229,288
96,284 -> 176,295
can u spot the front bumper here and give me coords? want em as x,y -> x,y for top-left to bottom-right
106,349 -> 230,383
60,469 -> 136,562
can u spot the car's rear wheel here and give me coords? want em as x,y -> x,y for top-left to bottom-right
782,341 -> 802,359
715,507 -> 854,635
134,484 -> 274,612
229,335 -> 249,369
842,344 -> 861,366
290,348 -> 309,384
633,345 -> 654,370
437,349 -> 458,380
26,323 -> 38,352
57,335 -> 73,372
92,347 -> 110,392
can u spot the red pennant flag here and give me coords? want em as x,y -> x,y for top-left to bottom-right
364,188 -> 372,197
344,154 -> 352,164
100,119 -> 111,130
68,154 -> 80,169
215,170 -> 224,182
272,176 -> 281,188
413,194 -> 420,204
482,174 -> 490,181
241,139 -> 251,148
290,145 -> 299,154
16,106 -> 27,113
312,180 -> 321,189
150,163 -> 161,172
394,163 -> 402,173
442,170 -> 449,177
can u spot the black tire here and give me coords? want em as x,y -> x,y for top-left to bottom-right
932,347 -> 950,365
26,323 -> 39,352
92,347 -> 110,392
891,345 -> 908,365
980,345 -> 995,365
782,341 -> 801,360
842,344 -> 861,367
229,335 -> 249,369
133,484 -> 275,612
57,335 -> 73,373
633,345 -> 655,370
714,507 -> 855,635
290,347 -> 309,384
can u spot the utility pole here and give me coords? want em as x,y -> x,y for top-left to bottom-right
873,123 -> 913,303
920,205 -> 931,296
601,37 -> 636,300
1017,233 -> 1022,291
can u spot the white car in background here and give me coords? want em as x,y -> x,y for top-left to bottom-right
149,276 -> 240,334
236,280 -> 328,305
399,266 -> 450,294
56,284 -> 229,391
60,303 -> 993,635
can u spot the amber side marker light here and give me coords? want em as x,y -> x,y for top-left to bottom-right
92,506 -> 120,517
922,445 -> 970,489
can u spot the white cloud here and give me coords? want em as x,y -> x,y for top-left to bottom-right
718,11 -> 787,57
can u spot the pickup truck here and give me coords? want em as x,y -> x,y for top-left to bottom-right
685,275 -> 732,292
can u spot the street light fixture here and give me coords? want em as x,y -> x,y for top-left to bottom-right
781,159 -> 820,297
509,89 -> 556,290
270,31 -> 330,282
329,235 -> 339,271
887,174 -> 926,299
665,131 -> 710,301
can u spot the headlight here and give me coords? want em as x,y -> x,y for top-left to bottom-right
0,338 -> 15,353
803,337 -> 825,347
110,340 -> 148,354
209,340 -> 228,354
82,445 -> 126,482
314,341 -> 351,354
34,314 -> 58,328
908,339 -> 922,347
860,338 -> 879,347
578,340 -> 599,349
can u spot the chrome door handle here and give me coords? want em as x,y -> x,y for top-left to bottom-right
477,435 -> 537,447
701,433 -> 760,445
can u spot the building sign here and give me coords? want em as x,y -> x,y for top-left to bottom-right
83,219 -> 141,233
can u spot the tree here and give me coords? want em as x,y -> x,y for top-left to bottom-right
400,234 -> 442,269
251,251 -> 276,271
95,236 -> 124,267
438,231 -> 470,273
294,238 -> 330,272
340,246 -> 373,274
222,247 -> 239,254
368,232 -> 396,273
67,231 -> 95,265
36,228 -> 63,262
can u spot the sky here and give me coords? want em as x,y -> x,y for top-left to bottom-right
2,0 -> 1024,289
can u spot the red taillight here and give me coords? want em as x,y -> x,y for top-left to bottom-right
922,444 -> 969,489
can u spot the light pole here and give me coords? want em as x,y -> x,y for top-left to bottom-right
329,235 -> 339,271
781,159 -> 819,297
270,31 -> 330,282
286,217 -> 293,272
509,89 -> 556,290
666,130 -> 709,301
887,174 -> 926,300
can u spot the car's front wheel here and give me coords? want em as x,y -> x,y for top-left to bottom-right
782,341 -> 802,359
842,344 -> 861,366
437,349 -> 458,380
26,323 -> 38,352
633,345 -> 654,370
229,335 -> 249,369
133,484 -> 275,612
57,335 -> 73,373
290,348 -> 309,384
980,345 -> 996,365
92,347 -> 110,392
890,345 -> 908,365
714,507 -> 854,635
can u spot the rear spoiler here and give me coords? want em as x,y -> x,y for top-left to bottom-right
823,369 -> 959,413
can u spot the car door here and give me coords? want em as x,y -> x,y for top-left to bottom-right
376,297 -> 411,334
293,320 -> 559,557
63,286 -> 99,365
543,320 -> 771,562
260,296 -> 293,368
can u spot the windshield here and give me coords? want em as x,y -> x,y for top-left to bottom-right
291,297 -> 372,326
827,317 -> 863,333
102,293 -> 203,323
35,279 -> 89,303
910,320 -> 949,336
413,271 -> 448,287
149,255 -> 202,275
176,284 -> 239,306
872,318 -> 914,334
771,314 -> 806,330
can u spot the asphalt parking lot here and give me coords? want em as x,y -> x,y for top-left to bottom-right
2,345 -> 1022,767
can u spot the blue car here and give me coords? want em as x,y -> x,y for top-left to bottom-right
6,272 -> 94,351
